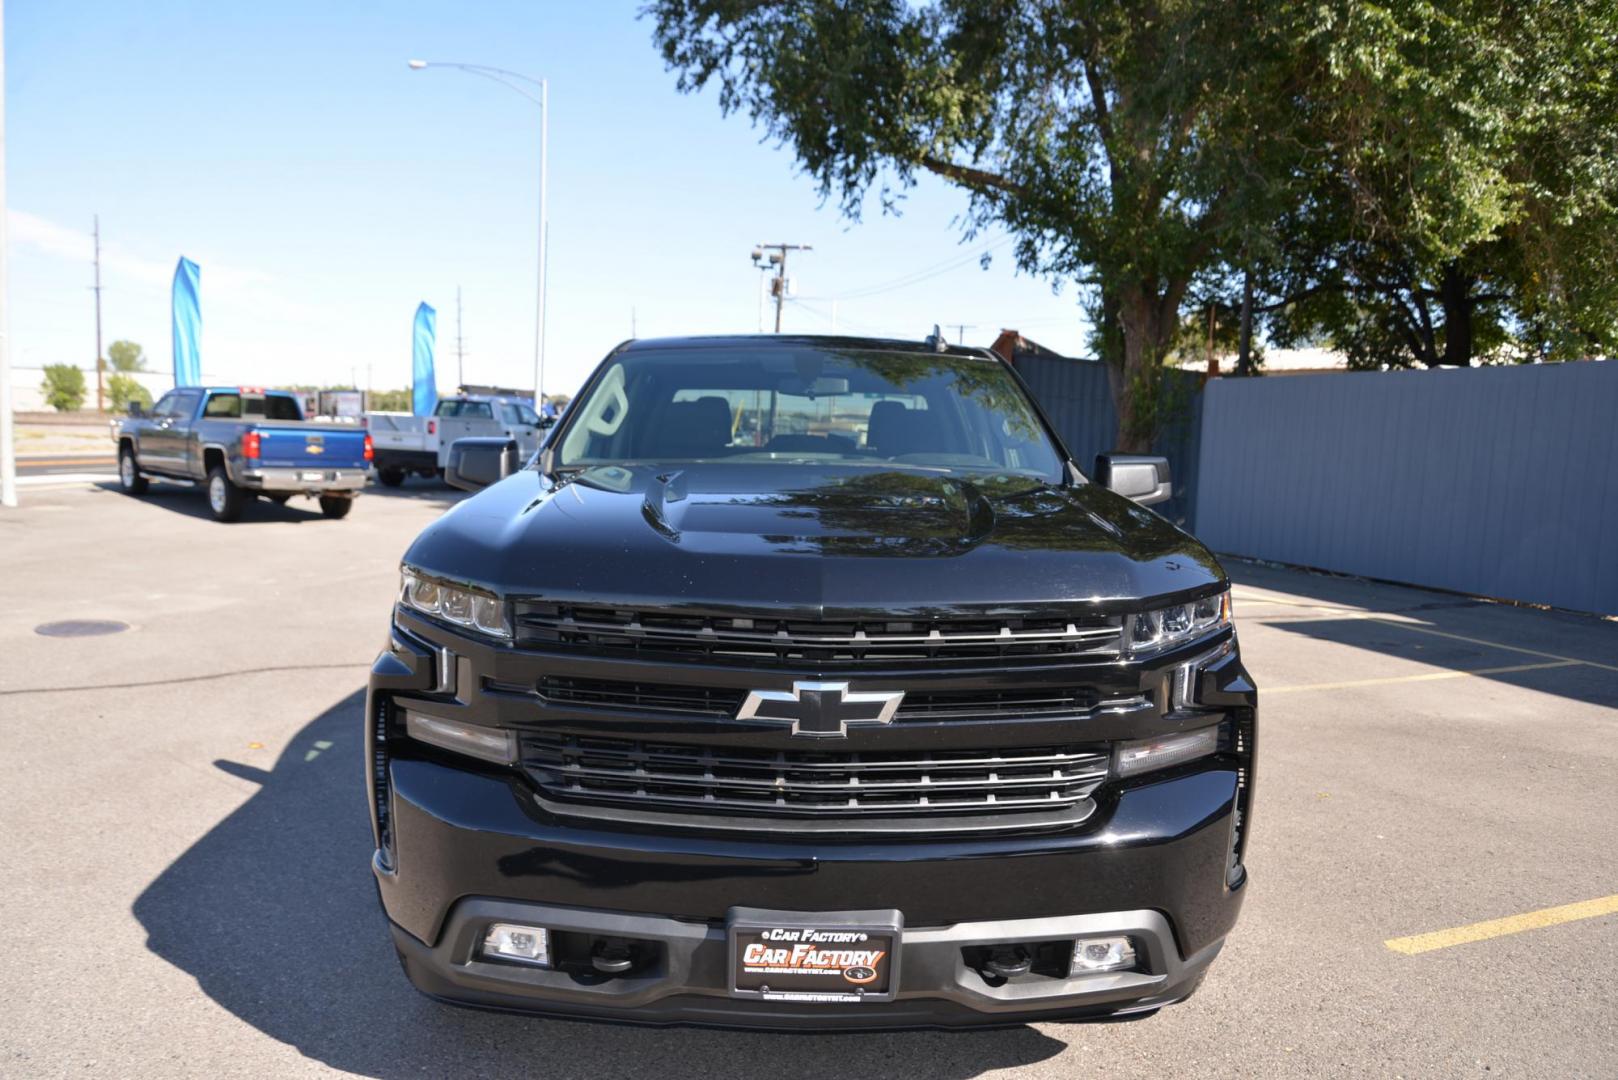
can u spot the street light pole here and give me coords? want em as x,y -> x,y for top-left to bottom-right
0,0 -> 16,509
409,59 -> 549,413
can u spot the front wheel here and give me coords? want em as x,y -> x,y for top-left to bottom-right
318,494 -> 354,519
206,466 -> 245,522
377,466 -> 407,487
118,446 -> 149,495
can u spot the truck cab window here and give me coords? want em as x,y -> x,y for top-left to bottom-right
203,393 -> 241,418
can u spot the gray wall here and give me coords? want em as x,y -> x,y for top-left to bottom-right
1016,354 -> 1204,529
1193,362 -> 1618,615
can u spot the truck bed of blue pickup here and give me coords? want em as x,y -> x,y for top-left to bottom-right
113,386 -> 371,522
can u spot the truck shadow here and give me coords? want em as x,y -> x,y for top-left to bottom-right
1227,561 -> 1618,709
131,691 -> 1068,1079
95,480 -> 465,521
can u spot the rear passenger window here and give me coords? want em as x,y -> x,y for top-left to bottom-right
203,394 -> 241,418
264,396 -> 302,421
462,402 -> 493,419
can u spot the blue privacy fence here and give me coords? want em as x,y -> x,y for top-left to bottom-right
1190,361 -> 1618,615
1015,355 -> 1617,615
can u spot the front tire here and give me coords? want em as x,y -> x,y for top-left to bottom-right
318,494 -> 354,519
377,466 -> 407,487
206,466 -> 245,522
118,446 -> 149,494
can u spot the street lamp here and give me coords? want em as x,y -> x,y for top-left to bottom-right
408,59 -> 549,413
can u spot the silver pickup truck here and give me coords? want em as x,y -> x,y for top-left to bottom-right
114,386 -> 372,522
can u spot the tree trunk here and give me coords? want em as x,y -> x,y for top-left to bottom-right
1110,285 -> 1170,453
1237,268 -> 1255,376
1438,261 -> 1476,366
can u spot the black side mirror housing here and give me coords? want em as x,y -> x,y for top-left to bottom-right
126,402 -> 146,418
1094,453 -> 1172,506
445,437 -> 521,492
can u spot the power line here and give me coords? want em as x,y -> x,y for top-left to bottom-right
804,235 -> 1012,302
786,297 -> 898,339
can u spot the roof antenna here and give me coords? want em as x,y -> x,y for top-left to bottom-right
926,324 -> 948,353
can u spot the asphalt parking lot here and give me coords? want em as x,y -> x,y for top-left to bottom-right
2,479 -> 1614,1079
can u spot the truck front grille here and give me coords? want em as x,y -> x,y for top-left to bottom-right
522,734 -> 1111,820
504,675 -> 1146,723
511,603 -> 1123,665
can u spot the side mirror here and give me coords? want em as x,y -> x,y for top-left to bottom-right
538,415 -> 556,430
126,402 -> 146,418
1094,453 -> 1172,507
444,437 -> 521,492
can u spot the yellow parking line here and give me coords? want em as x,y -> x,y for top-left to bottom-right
1359,617 -> 1618,674
1386,895 -> 1618,955
1265,660 -> 1578,694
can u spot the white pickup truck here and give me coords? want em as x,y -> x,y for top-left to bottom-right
365,395 -> 549,486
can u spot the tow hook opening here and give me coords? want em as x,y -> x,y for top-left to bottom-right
964,942 -> 1072,986
543,931 -> 661,982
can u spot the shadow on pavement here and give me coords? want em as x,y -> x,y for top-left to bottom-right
95,479 -> 465,521
132,690 -> 1068,1079
1228,561 -> 1618,708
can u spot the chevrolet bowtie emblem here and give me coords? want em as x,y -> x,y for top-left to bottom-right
737,680 -> 905,738
304,443 -> 324,454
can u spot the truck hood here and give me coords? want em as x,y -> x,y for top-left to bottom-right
403,465 -> 1226,615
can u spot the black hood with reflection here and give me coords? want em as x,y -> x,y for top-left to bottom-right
405,464 -> 1225,616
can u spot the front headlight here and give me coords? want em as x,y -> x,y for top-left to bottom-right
399,567 -> 511,640
1127,589 -> 1231,657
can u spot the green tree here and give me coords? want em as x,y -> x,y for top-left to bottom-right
1259,1 -> 1618,368
652,0 -> 1331,448
367,388 -> 413,412
107,340 -> 147,372
41,364 -> 87,411
107,374 -> 152,412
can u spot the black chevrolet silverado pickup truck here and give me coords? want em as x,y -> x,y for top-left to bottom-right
367,334 -> 1256,1029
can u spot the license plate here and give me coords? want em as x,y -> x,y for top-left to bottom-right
299,471 -> 327,482
728,908 -> 901,1004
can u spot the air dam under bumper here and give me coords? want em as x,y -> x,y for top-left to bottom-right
391,900 -> 1220,1029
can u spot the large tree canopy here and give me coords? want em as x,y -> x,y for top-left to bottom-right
1263,0 -> 1618,368
650,1 -> 1616,446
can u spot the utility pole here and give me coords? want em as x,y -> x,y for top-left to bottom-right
945,323 -> 976,345
752,243 -> 811,333
93,216 -> 105,411
455,286 -> 465,389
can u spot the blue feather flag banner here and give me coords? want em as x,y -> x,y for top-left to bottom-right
171,257 -> 202,387
412,303 -> 438,417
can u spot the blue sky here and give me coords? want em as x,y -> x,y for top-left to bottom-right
7,0 -> 1092,399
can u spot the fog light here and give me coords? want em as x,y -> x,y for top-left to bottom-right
482,923 -> 550,966
1070,935 -> 1137,975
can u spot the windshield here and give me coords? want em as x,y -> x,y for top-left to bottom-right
555,344 -> 1064,480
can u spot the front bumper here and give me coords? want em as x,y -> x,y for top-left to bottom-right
391,898 -> 1220,1029
367,612 -> 1256,1028
240,466 -> 368,493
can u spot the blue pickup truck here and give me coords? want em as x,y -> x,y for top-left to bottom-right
113,386 -> 371,521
